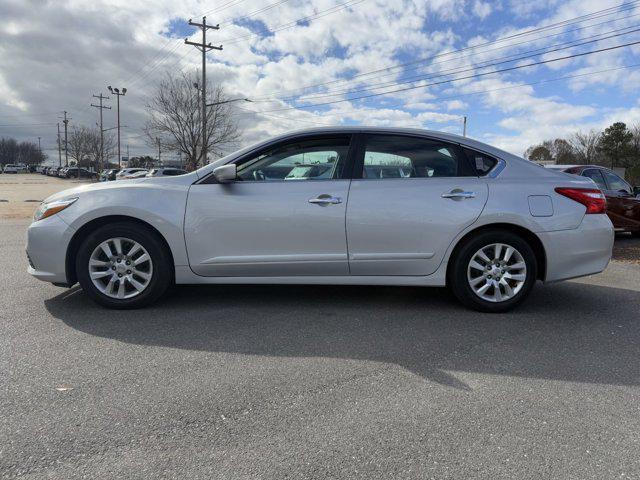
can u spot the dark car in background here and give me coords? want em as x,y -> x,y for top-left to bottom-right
64,167 -> 98,179
548,165 -> 640,237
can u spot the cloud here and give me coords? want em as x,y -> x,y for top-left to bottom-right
0,0 -> 639,161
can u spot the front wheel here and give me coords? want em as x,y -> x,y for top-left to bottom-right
76,222 -> 172,309
449,230 -> 537,313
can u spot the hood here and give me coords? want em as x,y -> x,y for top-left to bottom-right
42,178 -> 149,203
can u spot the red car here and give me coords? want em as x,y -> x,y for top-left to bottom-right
548,165 -> 640,237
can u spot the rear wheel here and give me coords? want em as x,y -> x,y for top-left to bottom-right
449,230 -> 537,313
76,222 -> 172,309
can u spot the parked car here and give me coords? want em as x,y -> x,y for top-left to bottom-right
125,170 -> 149,179
3,164 -> 20,173
115,168 -> 147,180
146,167 -> 188,177
63,167 -> 98,180
100,169 -> 120,181
546,165 -> 640,237
26,127 -> 614,312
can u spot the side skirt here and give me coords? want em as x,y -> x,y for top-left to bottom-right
174,265 -> 448,287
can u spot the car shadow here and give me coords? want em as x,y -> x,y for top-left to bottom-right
45,281 -> 640,390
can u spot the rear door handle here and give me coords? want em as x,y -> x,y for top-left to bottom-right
442,191 -> 476,199
309,194 -> 342,205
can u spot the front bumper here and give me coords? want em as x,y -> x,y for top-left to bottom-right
26,214 -> 75,284
539,214 -> 614,283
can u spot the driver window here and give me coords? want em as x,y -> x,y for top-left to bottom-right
236,137 -> 351,181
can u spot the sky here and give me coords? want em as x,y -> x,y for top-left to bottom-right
1,0 -> 640,164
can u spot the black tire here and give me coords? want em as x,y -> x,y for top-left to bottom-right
75,221 -> 172,309
448,230 -> 538,313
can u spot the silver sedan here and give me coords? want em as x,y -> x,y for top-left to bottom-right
26,127 -> 614,312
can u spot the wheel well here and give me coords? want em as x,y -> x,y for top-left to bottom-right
65,215 -> 175,286
446,223 -> 547,283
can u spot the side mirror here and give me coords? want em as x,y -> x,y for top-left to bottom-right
634,186 -> 640,197
212,164 -> 237,183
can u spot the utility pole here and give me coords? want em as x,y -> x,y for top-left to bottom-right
61,111 -> 70,167
107,86 -> 126,168
91,93 -> 111,173
156,137 -> 161,165
57,123 -> 62,168
463,116 -> 468,137
185,16 -> 222,166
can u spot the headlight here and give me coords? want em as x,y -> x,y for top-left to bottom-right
33,197 -> 78,222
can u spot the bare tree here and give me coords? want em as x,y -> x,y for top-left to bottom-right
569,130 -> 601,165
144,70 -> 241,171
87,128 -> 116,171
67,126 -> 94,168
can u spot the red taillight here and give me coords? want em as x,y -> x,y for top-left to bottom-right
554,187 -> 606,214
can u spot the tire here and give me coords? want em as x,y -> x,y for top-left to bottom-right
448,230 -> 538,313
75,222 -> 172,309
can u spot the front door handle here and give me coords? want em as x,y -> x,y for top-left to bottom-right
442,191 -> 476,200
309,194 -> 342,206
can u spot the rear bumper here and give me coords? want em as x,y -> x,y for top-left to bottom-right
26,214 -> 75,284
539,214 -> 614,283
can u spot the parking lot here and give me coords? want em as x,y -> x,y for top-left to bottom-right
2,176 -> 640,479
0,173 -> 92,220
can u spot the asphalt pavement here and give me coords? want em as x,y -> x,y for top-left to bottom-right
2,219 -> 640,479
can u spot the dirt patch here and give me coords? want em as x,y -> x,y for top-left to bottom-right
0,173 -> 93,219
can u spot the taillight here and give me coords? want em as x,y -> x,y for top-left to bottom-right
554,187 -> 606,214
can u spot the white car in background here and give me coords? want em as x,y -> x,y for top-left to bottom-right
115,168 -> 148,180
26,127 -> 614,312
3,164 -> 21,173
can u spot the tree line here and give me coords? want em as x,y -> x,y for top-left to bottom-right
524,122 -> 640,184
0,138 -> 46,167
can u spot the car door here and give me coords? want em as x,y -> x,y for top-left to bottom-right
601,169 -> 640,230
345,133 -> 489,276
184,134 -> 355,277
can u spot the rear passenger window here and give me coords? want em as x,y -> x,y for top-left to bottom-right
361,135 -> 475,178
463,148 -> 497,176
582,169 -> 608,191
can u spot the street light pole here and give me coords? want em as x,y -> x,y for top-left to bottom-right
107,86 -> 127,168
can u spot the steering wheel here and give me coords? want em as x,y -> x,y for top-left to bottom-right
253,170 -> 266,181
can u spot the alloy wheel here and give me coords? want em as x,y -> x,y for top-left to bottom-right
466,243 -> 527,303
88,237 -> 153,299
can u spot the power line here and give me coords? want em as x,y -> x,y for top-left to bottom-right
250,63 -> 640,121
276,24 -> 640,103
252,39 -> 640,112
220,0 -> 366,45
261,12 -> 640,101
218,0 -> 293,27
0,122 -> 57,128
252,0 -> 640,98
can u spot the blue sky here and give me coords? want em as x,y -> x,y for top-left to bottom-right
2,0 -> 640,159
